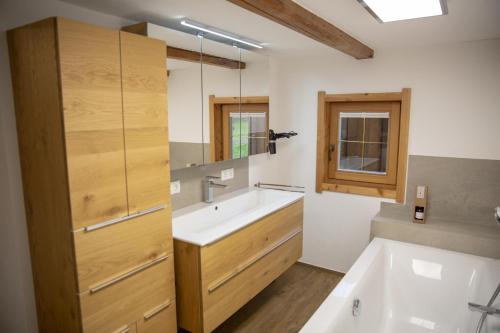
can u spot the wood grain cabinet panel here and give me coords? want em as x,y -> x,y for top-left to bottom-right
80,258 -> 175,333
7,17 -> 82,333
202,200 -> 303,288
174,240 -> 204,333
73,208 -> 173,292
57,18 -> 129,229
120,31 -> 171,213
203,234 -> 302,333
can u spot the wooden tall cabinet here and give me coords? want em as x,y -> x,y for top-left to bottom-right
8,17 -> 176,333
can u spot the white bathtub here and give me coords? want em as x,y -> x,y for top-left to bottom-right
301,238 -> 500,333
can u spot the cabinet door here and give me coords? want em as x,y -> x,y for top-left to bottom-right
58,18 -> 128,229
120,32 -> 170,213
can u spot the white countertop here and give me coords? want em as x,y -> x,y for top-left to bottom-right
173,187 -> 304,246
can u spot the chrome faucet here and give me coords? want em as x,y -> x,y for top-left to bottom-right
203,175 -> 227,203
469,283 -> 500,333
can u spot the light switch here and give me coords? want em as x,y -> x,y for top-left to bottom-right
221,168 -> 234,181
170,180 -> 181,195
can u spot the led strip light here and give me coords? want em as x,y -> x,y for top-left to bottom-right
181,19 -> 263,49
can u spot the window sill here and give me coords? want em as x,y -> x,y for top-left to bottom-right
320,182 -> 396,200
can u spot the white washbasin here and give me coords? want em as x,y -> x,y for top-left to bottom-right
172,187 -> 304,246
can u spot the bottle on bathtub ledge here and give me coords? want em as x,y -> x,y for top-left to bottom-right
413,185 -> 428,224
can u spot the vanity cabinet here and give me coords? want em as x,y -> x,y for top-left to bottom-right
174,199 -> 304,333
8,17 -> 176,332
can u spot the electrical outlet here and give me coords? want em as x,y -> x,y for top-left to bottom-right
170,180 -> 181,195
416,185 -> 426,199
221,168 -> 234,181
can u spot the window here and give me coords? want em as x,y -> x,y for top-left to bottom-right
229,112 -> 268,158
209,96 -> 269,162
316,89 -> 411,202
338,112 -> 388,173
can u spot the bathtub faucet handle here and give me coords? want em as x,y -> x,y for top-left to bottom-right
469,283 -> 500,333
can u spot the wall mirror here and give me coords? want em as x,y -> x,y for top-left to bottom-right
206,48 -> 270,163
146,24 -> 205,171
146,23 -> 270,171
200,41 -> 241,164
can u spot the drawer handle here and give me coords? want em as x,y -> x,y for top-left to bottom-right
82,204 -> 166,232
144,300 -> 172,320
208,228 -> 302,293
112,325 -> 130,333
89,254 -> 168,294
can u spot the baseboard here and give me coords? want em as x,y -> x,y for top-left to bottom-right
296,260 -> 345,276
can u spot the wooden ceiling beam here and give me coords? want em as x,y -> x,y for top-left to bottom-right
226,0 -> 374,59
122,22 -> 246,70
166,46 -> 245,69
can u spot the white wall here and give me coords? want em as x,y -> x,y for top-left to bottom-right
0,1 -> 132,332
250,38 -> 500,272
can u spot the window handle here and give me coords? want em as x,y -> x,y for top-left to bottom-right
328,144 -> 335,161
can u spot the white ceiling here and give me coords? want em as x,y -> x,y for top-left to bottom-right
146,22 -> 266,64
63,0 -> 500,58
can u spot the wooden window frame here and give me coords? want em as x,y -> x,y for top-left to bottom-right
315,89 -> 411,203
209,95 -> 269,162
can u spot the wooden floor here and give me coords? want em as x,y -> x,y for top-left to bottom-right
212,263 -> 344,333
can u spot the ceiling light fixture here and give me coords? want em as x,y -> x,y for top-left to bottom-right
358,0 -> 448,23
180,19 -> 263,49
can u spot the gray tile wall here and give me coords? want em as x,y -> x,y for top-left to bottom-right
373,155 -> 500,257
170,158 -> 249,210
404,155 -> 500,226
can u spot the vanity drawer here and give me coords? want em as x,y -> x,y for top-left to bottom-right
202,232 -> 302,332
80,255 -> 175,333
137,299 -> 177,333
201,199 -> 303,288
74,207 -> 172,292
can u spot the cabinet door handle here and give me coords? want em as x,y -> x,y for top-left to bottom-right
89,254 -> 168,294
81,204 -> 166,233
144,300 -> 172,320
208,228 -> 302,293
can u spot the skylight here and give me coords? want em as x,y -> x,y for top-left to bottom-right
358,0 -> 448,23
